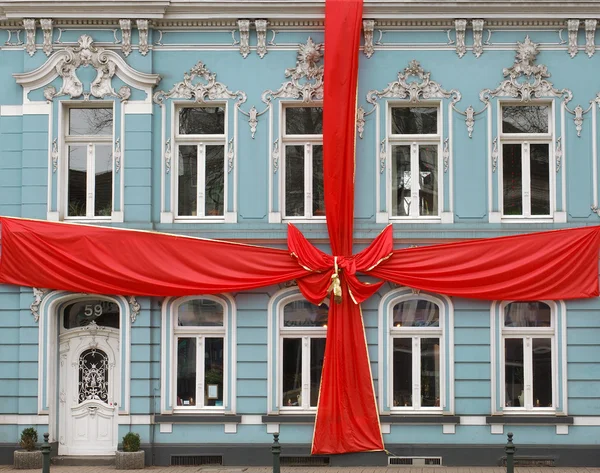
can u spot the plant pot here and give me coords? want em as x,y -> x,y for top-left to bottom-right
115,450 -> 145,470
14,450 -> 42,469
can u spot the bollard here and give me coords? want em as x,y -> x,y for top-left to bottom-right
271,433 -> 281,473
41,433 -> 51,473
505,432 -> 515,473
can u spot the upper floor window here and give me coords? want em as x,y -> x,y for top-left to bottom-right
389,106 -> 440,219
65,106 -> 114,219
280,298 -> 328,410
282,106 -> 325,219
500,104 -> 552,218
175,106 -> 226,219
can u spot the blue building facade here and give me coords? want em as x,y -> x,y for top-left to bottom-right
0,0 -> 599,466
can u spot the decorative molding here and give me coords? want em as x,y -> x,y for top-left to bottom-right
366,59 -> 461,105
567,19 -> 580,57
5,30 -> 23,46
555,136 -> 562,173
238,19 -> 250,58
248,106 -> 258,138
480,36 -> 572,104
256,19 -> 268,58
585,19 -> 597,57
272,139 -> 280,174
455,19 -> 467,58
465,106 -> 475,138
164,139 -> 172,174
411,288 -> 421,295
120,19 -> 132,57
227,137 -> 234,173
262,37 -> 324,104
114,138 -> 121,173
363,19 -> 375,58
379,139 -> 386,174
51,138 -> 58,173
153,60 -> 247,105
40,19 -> 53,56
472,19 -> 484,57
40,35 -> 133,101
128,296 -> 140,324
443,138 -> 449,173
491,137 -> 498,173
565,103 -> 593,137
357,107 -> 366,139
591,205 -> 600,217
23,19 -> 36,56
137,20 -> 149,56
30,288 -> 50,323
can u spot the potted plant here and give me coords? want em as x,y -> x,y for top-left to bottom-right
14,427 -> 42,469
116,432 -> 145,470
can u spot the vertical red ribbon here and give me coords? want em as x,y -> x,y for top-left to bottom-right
312,0 -> 384,454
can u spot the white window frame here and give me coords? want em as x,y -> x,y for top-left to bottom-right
281,103 -> 325,221
387,102 -> 443,222
498,101 -> 555,221
173,103 -> 228,221
62,102 -> 115,221
491,300 -> 567,416
278,295 -> 327,412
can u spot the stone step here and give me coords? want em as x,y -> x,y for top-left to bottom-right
51,455 -> 116,466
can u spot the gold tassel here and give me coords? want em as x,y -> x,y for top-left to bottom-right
328,257 -> 343,304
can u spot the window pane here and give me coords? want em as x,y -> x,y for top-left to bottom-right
69,108 -> 113,136
533,338 -> 553,408
178,299 -> 224,326
94,145 -> 112,217
393,300 -> 439,327
283,300 -> 328,327
391,107 -> 437,134
421,338 -> 441,407
285,107 -> 323,135
393,338 -> 412,407
502,106 -> 549,134
530,144 -> 550,215
503,143 -> 522,215
63,300 -> 120,329
205,145 -> 224,216
419,146 -> 438,216
178,145 -> 197,216
285,145 -> 305,216
179,107 -> 225,135
282,338 -> 302,406
68,145 -> 87,217
391,145 -> 411,217
310,338 -> 326,407
505,338 -> 524,407
204,337 -> 224,407
504,302 -> 551,327
312,145 -> 325,216
177,338 -> 196,406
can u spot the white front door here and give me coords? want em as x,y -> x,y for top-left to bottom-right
58,323 -> 119,455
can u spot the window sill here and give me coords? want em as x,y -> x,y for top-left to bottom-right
380,414 -> 459,424
155,414 -> 241,424
262,414 -> 316,423
486,415 -> 573,425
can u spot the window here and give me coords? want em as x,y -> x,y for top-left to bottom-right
280,298 -> 328,410
65,106 -> 114,218
502,301 -> 555,411
500,105 -> 552,217
390,299 -> 443,410
282,106 -> 325,219
175,106 -> 226,218
389,106 -> 440,219
174,298 -> 226,409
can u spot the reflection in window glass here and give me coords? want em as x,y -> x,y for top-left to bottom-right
285,107 -> 323,135
310,338 -> 326,407
204,337 -> 224,406
178,299 -> 224,326
505,338 -> 524,407
503,144 -> 523,215
419,146 -> 437,216
94,145 -> 113,217
177,338 -> 196,406
504,302 -> 551,327
282,338 -> 302,406
532,338 -> 552,408
179,107 -> 225,135
502,106 -> 549,134
283,300 -> 328,327
68,145 -> 87,217
391,146 -> 411,217
530,144 -> 550,215
421,338 -> 440,407
178,145 -> 197,216
312,145 -> 325,216
285,146 -> 305,216
205,145 -> 224,216
391,107 -> 437,134
393,300 -> 439,327
69,108 -> 113,136
393,338 -> 412,407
